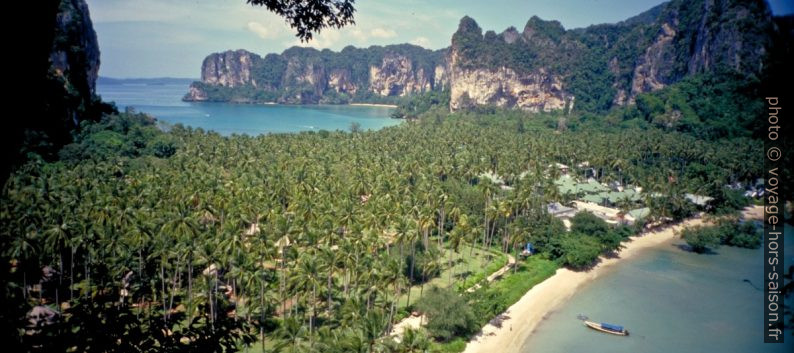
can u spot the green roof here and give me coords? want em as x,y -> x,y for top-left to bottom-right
627,207 -> 650,220
579,180 -> 610,193
556,176 -> 611,195
582,194 -> 605,203
555,175 -> 578,194
604,190 -> 642,203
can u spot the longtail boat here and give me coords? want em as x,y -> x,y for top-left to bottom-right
584,320 -> 629,336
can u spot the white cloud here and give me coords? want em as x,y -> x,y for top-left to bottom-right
369,27 -> 397,38
246,21 -> 278,39
350,29 -> 368,42
290,30 -> 342,49
410,36 -> 431,48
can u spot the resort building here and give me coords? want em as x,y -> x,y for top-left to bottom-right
547,202 -> 578,230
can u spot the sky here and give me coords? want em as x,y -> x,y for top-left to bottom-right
87,0 -> 794,78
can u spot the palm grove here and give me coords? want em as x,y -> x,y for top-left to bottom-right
1,98 -> 766,351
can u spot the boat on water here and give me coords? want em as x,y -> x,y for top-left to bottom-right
584,320 -> 629,336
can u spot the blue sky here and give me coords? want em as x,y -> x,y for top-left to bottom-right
87,0 -> 794,78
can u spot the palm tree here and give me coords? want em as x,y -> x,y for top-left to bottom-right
274,317 -> 310,353
447,213 -> 469,286
292,253 -> 321,344
318,246 -> 339,316
398,327 -> 430,353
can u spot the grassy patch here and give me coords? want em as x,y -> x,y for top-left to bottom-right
488,257 -> 557,305
420,257 -> 558,352
456,250 -> 508,291
430,337 -> 467,353
398,247 -> 500,308
468,257 -> 558,330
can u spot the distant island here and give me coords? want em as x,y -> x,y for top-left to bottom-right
99,77 -> 197,86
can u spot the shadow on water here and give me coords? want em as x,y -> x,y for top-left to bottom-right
742,278 -> 763,291
672,243 -> 719,255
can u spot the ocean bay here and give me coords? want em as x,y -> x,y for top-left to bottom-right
98,81 -> 400,136
519,224 -> 793,353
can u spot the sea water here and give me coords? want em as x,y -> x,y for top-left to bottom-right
97,80 -> 400,135
520,224 -> 793,353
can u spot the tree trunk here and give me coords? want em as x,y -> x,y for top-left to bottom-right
448,245 -> 453,286
161,261 -> 167,324
420,272 -> 426,298
188,260 -> 192,319
168,260 -> 180,321
70,246 -> 74,300
326,271 -> 332,314
209,277 -> 215,331
310,284 -> 316,347
438,209 -> 445,247
260,280 -> 266,353
407,244 -> 415,307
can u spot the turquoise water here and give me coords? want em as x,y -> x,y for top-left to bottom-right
97,82 -> 400,135
520,224 -> 793,353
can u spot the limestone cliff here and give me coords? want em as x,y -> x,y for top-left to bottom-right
449,54 -> 568,112
448,16 -> 570,112
50,0 -> 101,109
447,0 -> 778,112
184,44 -> 447,104
623,0 -> 775,103
201,50 -> 255,88
5,0 -> 106,181
628,22 -> 677,104
369,54 -> 436,96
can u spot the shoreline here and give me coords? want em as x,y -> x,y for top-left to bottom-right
349,103 -> 398,108
463,206 -> 762,353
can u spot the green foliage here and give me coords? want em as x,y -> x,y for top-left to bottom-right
718,219 -> 762,249
416,286 -> 478,341
569,212 -> 625,252
430,337 -> 467,353
648,188 -> 696,221
526,215 -> 567,256
556,234 -> 603,269
682,225 -> 722,253
58,113 -> 178,163
1,102 -> 765,351
468,258 -> 557,328
404,242 -> 442,285
395,90 -> 451,119
398,327 -> 432,352
683,219 -> 763,253
611,70 -> 766,139
710,188 -> 751,215
455,251 -> 507,291
148,134 -> 178,158
570,211 -> 610,238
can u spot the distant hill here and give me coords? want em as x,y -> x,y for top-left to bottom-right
98,77 -> 196,85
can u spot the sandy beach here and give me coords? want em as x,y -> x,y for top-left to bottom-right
349,103 -> 398,108
463,206 -> 762,353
